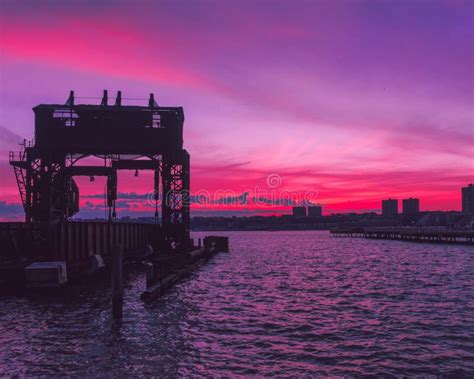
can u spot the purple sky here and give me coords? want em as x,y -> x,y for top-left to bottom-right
0,0 -> 472,219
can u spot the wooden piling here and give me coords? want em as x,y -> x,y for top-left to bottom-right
111,244 -> 123,319
145,262 -> 154,288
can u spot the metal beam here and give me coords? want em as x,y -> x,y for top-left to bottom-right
112,160 -> 160,170
65,166 -> 113,176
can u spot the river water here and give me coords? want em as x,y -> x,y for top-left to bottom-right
0,231 -> 473,376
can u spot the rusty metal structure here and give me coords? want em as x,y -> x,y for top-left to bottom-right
9,91 -> 190,254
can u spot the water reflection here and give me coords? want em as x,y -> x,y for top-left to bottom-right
0,231 -> 473,376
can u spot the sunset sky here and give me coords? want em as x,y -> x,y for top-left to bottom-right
0,0 -> 472,219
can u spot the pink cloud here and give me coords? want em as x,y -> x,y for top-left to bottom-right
0,13 -> 216,92
0,1 -> 471,219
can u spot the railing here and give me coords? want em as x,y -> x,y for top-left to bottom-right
9,139 -> 34,162
23,138 -> 35,148
9,150 -> 25,162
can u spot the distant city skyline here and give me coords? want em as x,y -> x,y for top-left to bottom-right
0,183 -> 472,221
0,0 -> 472,220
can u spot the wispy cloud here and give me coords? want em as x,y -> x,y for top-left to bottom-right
0,0 -> 471,218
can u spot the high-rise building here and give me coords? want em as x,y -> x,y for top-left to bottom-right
402,198 -> 420,216
292,206 -> 307,218
308,205 -> 322,218
462,184 -> 474,214
381,199 -> 398,218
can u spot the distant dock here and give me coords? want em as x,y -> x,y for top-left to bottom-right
330,227 -> 474,245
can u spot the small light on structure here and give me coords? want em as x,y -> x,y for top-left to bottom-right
90,176 -> 95,182
134,169 -> 139,177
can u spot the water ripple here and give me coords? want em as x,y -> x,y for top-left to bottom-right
0,231 -> 473,376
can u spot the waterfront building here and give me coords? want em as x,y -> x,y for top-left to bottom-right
462,184 -> 474,214
402,198 -> 420,216
382,199 -> 398,218
308,205 -> 322,218
292,206 -> 307,218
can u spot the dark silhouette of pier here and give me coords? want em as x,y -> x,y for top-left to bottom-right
9,90 -> 189,253
2,91 -> 227,300
331,227 -> 473,245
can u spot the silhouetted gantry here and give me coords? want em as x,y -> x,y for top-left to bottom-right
9,91 -> 190,253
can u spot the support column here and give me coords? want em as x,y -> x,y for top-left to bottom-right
111,244 -> 123,319
161,149 -> 190,253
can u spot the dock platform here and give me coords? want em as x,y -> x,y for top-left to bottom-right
330,227 -> 474,245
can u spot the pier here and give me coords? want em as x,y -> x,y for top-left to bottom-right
1,91 -> 229,300
331,227 -> 474,245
